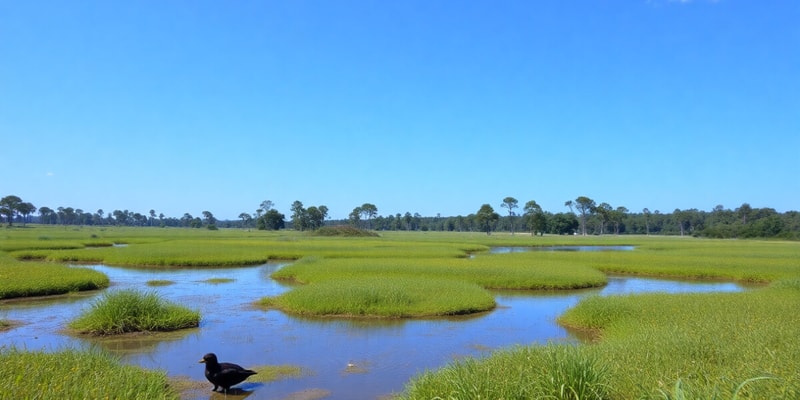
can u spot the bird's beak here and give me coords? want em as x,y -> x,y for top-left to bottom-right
199,359 -> 206,363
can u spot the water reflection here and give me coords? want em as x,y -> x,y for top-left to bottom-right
92,328 -> 202,354
0,263 -> 746,400
602,276 -> 743,295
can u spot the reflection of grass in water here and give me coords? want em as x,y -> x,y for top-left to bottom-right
146,279 -> 175,286
168,375 -> 209,394
249,364 -> 306,382
202,278 -> 235,284
344,362 -> 369,374
282,388 -> 332,400
469,343 -> 492,352
90,328 -> 200,355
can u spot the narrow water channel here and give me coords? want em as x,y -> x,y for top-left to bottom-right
490,245 -> 636,253
0,263 -> 745,400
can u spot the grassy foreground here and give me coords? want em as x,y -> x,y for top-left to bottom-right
559,282 -> 800,398
401,281 -> 800,399
402,344 -> 610,400
0,347 -> 178,399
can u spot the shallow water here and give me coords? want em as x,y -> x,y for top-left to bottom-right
0,263 -> 745,400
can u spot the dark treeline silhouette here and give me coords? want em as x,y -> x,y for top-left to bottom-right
322,206 -> 799,240
2,194 -> 798,239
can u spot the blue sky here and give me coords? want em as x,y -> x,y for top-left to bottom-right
2,0 -> 798,220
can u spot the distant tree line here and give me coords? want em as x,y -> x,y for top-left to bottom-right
0,195 -> 220,229
2,194 -> 798,239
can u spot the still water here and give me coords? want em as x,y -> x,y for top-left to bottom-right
0,262 -> 745,400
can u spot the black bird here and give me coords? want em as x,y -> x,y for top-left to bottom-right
199,353 -> 257,393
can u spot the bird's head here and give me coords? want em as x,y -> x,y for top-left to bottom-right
199,353 -> 218,364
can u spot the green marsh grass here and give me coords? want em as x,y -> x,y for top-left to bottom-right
555,284 -> 800,398
579,239 -> 800,283
5,226 -> 487,266
656,376 -> 781,400
311,225 -> 380,236
403,284 -> 800,399
9,227 -> 797,284
3,227 -> 800,396
69,289 -> 200,335
271,254 -> 608,290
260,276 -> 496,317
0,253 -> 109,299
0,347 -> 178,399
402,345 -> 610,400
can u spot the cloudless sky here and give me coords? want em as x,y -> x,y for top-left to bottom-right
2,0 -> 798,220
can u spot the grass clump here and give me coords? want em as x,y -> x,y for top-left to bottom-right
0,347 -> 178,399
69,289 -> 200,335
248,364 -> 306,382
401,345 -> 609,400
260,276 -> 495,318
655,376 -> 781,400
201,277 -> 234,284
146,279 -> 175,287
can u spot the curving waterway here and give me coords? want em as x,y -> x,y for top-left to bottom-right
1,261 -> 745,400
489,245 -> 636,253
